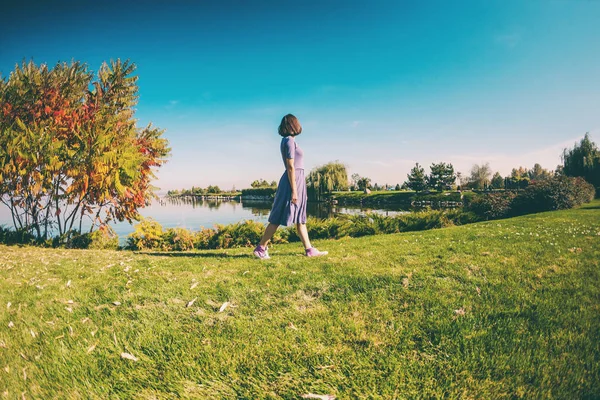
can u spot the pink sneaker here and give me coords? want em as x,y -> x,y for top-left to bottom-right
253,245 -> 270,260
305,247 -> 328,257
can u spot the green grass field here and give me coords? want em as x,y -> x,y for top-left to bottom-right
1,201 -> 599,399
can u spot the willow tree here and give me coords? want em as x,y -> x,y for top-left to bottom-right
0,59 -> 170,241
562,133 -> 600,192
307,161 -> 348,201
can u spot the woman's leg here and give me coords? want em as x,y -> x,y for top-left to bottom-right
296,223 -> 312,250
297,223 -> 328,257
259,223 -> 279,247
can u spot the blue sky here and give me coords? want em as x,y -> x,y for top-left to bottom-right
1,0 -> 599,191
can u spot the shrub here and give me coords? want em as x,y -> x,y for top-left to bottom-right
127,218 -> 164,250
466,191 -> 518,220
241,188 -> 277,198
163,228 -> 195,251
67,226 -> 119,250
511,176 -> 595,215
194,227 -> 217,250
208,220 -> 265,249
0,226 -> 37,246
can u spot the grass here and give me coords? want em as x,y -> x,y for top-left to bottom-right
1,201 -> 599,399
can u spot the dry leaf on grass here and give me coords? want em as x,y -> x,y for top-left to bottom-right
454,308 -> 466,316
8,321 -> 14,328
218,302 -> 230,313
65,307 -> 73,313
6,302 -> 11,309
190,282 -> 199,290
4,365 -> 9,373
112,301 -> 121,306
287,322 -> 298,331
476,287 -> 481,296
30,330 -> 36,338
301,394 -> 336,400
242,270 -> 250,275
66,280 -> 71,287
0,341 -> 6,348
120,352 -> 138,362
87,343 -> 97,354
316,365 -> 335,370
186,298 -> 197,308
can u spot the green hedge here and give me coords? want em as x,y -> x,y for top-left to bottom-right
332,190 -> 464,206
126,210 -> 481,251
466,176 -> 595,220
241,187 -> 277,197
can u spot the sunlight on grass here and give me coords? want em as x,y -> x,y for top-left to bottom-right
1,201 -> 599,398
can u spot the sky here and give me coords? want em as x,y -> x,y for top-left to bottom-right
1,0 -> 599,191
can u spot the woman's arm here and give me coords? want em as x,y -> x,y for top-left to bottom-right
285,157 -> 298,204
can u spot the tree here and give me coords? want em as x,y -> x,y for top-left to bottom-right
506,167 -> 530,190
490,172 -> 504,189
428,162 -> 456,191
357,177 -> 371,191
405,163 -> 428,192
350,173 -> 361,190
250,179 -> 275,188
562,133 -> 600,191
468,163 -> 492,189
0,60 -> 170,241
307,161 -> 349,201
528,163 -> 552,181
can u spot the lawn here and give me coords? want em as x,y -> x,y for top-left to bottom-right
1,201 -> 599,399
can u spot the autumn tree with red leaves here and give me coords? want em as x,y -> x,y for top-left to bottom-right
0,59 -> 170,241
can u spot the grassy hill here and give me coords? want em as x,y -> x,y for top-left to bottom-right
1,201 -> 599,398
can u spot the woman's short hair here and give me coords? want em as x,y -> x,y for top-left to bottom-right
278,114 -> 302,137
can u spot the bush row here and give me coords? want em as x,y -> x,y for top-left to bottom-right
1,176 -> 592,250
125,209 -> 481,251
466,176 -> 595,220
0,225 -> 120,249
240,187 -> 277,198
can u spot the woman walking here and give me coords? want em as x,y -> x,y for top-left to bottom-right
253,114 -> 328,259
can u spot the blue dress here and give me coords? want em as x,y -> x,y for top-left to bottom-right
268,136 -> 307,226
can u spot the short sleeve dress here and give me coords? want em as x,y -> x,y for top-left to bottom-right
267,136 -> 308,226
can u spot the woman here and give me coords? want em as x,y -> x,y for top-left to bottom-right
253,114 -> 328,259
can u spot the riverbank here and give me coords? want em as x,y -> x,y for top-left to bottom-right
331,190 -> 474,207
1,201 -> 598,397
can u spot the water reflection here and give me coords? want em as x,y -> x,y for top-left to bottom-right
0,195 -> 411,243
164,196 -> 409,220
